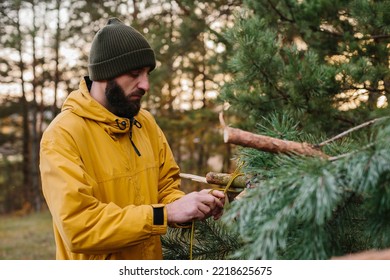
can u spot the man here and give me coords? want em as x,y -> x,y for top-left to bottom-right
39,18 -> 224,260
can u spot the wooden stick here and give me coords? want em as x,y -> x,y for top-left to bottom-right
180,173 -> 208,184
205,172 -> 247,189
331,248 -> 390,260
219,112 -> 328,158
180,172 -> 246,202
180,172 -> 247,189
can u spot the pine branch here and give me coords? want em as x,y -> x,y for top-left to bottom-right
162,219 -> 240,260
219,112 -> 328,158
365,34 -> 390,41
162,227 -> 192,260
328,143 -> 376,162
318,117 -> 389,147
266,0 -> 294,23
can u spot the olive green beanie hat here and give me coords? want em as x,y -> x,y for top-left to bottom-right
88,18 -> 156,81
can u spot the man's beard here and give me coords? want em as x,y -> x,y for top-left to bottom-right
105,80 -> 144,119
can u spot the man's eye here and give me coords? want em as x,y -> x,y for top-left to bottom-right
129,71 -> 141,77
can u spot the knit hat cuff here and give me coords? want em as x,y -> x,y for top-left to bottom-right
88,48 -> 156,81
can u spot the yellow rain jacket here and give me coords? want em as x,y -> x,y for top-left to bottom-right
40,78 -> 185,260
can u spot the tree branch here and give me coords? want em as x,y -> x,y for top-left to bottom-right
180,172 -> 247,189
332,248 -> 390,260
180,171 -> 247,202
205,172 -> 247,188
318,117 -> 389,147
180,173 -> 208,184
267,0 -> 294,23
219,113 -> 328,158
366,34 -> 390,41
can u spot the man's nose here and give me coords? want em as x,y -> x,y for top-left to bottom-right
138,74 -> 150,92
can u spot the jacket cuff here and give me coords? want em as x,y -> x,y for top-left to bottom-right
151,204 -> 167,235
152,205 -> 164,225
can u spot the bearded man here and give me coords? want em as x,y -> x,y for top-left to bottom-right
39,18 -> 224,260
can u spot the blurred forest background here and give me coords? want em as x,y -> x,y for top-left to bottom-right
1,0 -> 390,260
0,0 -> 241,215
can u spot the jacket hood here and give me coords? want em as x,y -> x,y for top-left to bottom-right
62,78 -> 134,137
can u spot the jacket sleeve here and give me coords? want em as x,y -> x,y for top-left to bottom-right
40,124 -> 167,254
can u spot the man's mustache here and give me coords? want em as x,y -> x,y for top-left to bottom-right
130,89 -> 145,97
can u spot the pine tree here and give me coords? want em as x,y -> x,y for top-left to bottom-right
163,0 -> 390,259
220,115 -> 390,259
219,0 -> 390,135
217,0 -> 390,259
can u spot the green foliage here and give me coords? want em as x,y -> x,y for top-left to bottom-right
219,0 -> 390,135
162,0 -> 390,260
162,218 -> 240,260
221,117 -> 390,259
211,0 -> 390,259
220,15 -> 342,133
0,0 -> 240,213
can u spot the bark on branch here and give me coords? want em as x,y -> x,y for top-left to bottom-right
219,113 -> 328,158
331,248 -> 390,260
205,172 -> 247,188
180,172 -> 247,188
180,172 -> 247,201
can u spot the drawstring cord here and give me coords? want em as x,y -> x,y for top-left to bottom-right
129,118 -> 141,156
189,162 -> 244,260
115,118 -> 142,156
115,119 -> 127,130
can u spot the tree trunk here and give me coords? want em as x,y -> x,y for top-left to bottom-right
30,0 -> 42,211
52,0 -> 61,116
16,3 -> 32,210
131,0 -> 139,21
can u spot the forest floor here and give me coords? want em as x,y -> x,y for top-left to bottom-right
0,210 -> 55,260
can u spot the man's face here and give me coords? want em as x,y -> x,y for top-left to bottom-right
105,68 -> 150,119
105,80 -> 144,119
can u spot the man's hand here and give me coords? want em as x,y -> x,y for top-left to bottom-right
166,189 -> 225,224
